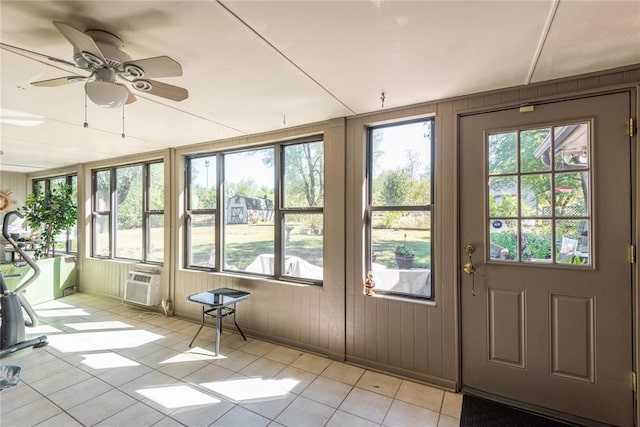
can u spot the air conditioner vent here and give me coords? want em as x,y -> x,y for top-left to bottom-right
124,271 -> 160,306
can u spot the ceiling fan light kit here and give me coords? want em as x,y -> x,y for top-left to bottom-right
86,80 -> 128,108
26,21 -> 188,109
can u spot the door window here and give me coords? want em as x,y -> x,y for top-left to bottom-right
487,122 -> 591,266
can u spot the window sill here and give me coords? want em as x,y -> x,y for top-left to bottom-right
186,268 -> 324,289
363,292 -> 436,306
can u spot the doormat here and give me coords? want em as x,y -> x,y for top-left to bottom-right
461,394 -> 572,426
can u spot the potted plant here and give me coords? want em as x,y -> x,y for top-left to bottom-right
21,183 -> 77,259
394,233 -> 415,269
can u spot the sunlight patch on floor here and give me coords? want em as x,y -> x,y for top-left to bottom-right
201,377 -> 298,402
81,352 -> 140,369
36,308 -> 90,317
137,384 -> 221,409
47,329 -> 164,353
65,321 -> 134,331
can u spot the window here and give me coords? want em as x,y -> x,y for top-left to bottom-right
367,119 -> 434,299
185,137 -> 324,283
487,122 -> 591,266
32,174 -> 78,254
92,161 -> 164,263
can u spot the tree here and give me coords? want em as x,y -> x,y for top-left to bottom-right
22,183 -> 77,259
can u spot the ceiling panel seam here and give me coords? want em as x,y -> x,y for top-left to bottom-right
217,0 -> 357,115
525,0 -> 560,85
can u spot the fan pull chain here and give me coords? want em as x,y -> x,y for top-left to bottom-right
122,104 -> 125,138
83,90 -> 88,128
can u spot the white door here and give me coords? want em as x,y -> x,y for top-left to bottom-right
460,92 -> 634,426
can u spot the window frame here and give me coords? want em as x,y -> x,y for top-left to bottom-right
91,160 -> 164,264
184,136 -> 324,285
365,117 -> 436,300
32,174 -> 78,255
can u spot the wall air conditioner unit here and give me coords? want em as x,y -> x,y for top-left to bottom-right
124,270 -> 160,306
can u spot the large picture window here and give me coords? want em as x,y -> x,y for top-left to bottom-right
185,137 -> 324,283
32,175 -> 78,254
367,119 -> 434,299
92,161 -> 164,264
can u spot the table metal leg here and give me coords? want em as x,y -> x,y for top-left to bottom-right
189,306 -> 206,347
215,307 -> 222,355
232,305 -> 247,340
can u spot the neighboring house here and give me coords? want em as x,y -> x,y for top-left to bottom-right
226,195 -> 274,224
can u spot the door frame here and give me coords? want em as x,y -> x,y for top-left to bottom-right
454,87 -> 639,425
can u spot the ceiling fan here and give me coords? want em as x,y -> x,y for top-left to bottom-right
27,21 -> 188,108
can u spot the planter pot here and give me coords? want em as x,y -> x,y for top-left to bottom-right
1,256 -> 77,305
395,254 -> 415,269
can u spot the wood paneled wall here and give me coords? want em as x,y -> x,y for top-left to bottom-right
71,64 -> 639,391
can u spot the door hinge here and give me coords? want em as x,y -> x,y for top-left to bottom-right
629,245 -> 636,264
630,117 -> 636,138
632,372 -> 637,392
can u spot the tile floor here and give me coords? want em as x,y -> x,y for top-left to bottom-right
0,293 -> 462,426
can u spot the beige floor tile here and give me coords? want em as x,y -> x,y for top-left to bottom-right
383,399 -> 439,427
157,356 -> 209,380
339,387 -> 393,423
1,396 -> 62,426
135,382 -> 224,416
95,402 -> 166,427
356,370 -> 402,398
321,361 -> 365,386
263,345 -> 305,365
29,365 -> 93,395
0,382 -> 42,414
301,376 -> 352,408
18,357 -> 73,384
275,395 -> 336,427
273,366 -> 318,394
1,294 -> 467,427
156,331 -> 193,348
152,416 -> 186,427
241,339 -> 278,356
290,353 -> 331,375
211,405 -> 270,427
326,410 -> 380,427
240,357 -> 287,379
214,349 -> 259,371
138,346 -> 187,369
47,376 -> 113,410
395,380 -> 444,412
119,370 -> 178,400
67,388 -> 137,425
35,412 -> 84,427
118,341 -> 167,360
183,363 -> 236,387
170,399 -> 235,427
438,413 -> 461,427
240,392 -> 297,419
441,392 -> 463,418
97,363 -> 154,387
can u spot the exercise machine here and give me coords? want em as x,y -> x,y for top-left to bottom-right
0,211 -> 47,358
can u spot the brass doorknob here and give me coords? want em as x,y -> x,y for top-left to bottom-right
463,262 -> 476,274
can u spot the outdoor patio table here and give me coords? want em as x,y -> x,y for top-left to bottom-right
187,288 -> 250,355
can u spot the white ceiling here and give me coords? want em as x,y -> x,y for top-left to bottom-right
1,0 -> 638,173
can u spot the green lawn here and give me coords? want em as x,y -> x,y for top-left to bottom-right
113,224 -> 431,270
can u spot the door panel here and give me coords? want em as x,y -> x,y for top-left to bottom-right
460,92 -> 633,426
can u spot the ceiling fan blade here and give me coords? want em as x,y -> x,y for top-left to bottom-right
53,21 -> 106,65
31,76 -> 88,87
133,79 -> 188,102
0,42 -> 77,68
122,56 -> 182,78
118,84 -> 137,105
